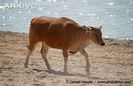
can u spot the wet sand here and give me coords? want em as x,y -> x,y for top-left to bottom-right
0,31 -> 133,86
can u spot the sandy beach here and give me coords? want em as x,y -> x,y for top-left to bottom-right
0,31 -> 133,86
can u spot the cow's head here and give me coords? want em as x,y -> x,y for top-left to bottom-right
84,25 -> 105,46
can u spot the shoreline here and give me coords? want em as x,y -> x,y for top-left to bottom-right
0,31 -> 133,86
0,30 -> 133,40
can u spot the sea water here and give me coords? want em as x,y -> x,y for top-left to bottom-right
0,0 -> 133,39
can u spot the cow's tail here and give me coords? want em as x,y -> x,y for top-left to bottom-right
27,18 -> 36,50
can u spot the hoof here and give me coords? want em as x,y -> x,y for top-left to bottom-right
86,69 -> 90,75
64,70 -> 68,74
48,68 -> 52,71
24,64 -> 28,68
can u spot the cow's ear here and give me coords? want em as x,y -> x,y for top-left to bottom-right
99,25 -> 102,30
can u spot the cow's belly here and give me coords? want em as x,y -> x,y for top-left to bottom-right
43,38 -> 68,49
69,41 -> 90,53
44,41 -> 62,49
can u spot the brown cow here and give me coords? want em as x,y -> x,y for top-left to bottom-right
24,16 -> 105,74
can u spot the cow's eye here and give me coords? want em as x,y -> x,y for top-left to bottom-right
96,34 -> 100,39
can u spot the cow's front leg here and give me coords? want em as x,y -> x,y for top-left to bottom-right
80,48 -> 90,74
63,50 -> 68,73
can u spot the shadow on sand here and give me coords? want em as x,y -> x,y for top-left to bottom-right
32,68 -> 105,80
45,69 -> 105,80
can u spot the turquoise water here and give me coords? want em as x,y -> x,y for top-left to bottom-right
0,0 -> 133,39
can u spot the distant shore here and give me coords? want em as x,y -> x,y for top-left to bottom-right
0,31 -> 133,86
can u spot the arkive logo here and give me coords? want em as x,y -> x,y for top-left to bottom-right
0,2 -> 38,10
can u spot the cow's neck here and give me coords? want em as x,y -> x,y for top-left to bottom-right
69,31 -> 89,52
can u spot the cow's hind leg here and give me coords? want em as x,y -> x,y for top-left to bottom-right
80,49 -> 90,74
41,43 -> 51,71
24,41 -> 37,68
63,50 -> 68,73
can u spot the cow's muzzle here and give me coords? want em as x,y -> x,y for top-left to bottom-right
101,43 -> 105,46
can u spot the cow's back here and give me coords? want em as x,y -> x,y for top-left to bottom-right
31,16 -> 78,24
